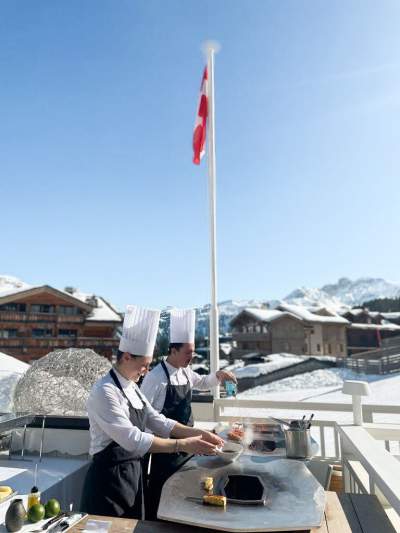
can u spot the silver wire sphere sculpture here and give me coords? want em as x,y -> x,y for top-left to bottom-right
13,348 -> 112,415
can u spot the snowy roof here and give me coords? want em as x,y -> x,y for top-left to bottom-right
0,275 -> 121,323
344,308 -> 381,318
234,353 -> 303,379
278,303 -> 349,325
66,290 -> 121,323
242,308 -> 285,322
349,323 -> 400,331
382,312 -> 400,319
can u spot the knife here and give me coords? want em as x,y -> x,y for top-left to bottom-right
42,513 -> 69,530
46,520 -> 70,533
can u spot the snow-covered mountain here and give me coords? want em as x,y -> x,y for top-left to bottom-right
0,275 -> 31,297
284,277 -> 400,311
2,274 -> 400,336
196,277 -> 400,335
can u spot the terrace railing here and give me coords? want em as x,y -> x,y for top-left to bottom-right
192,398 -> 400,461
338,423 -> 400,527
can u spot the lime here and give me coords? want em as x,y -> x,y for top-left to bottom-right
45,498 -> 61,518
27,503 -> 45,523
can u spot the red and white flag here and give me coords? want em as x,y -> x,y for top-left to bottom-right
192,67 -> 208,165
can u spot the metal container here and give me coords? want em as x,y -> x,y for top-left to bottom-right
284,428 -> 312,459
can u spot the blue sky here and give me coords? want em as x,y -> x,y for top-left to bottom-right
1,1 -> 400,310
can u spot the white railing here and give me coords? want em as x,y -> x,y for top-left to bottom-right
339,424 -> 400,524
192,398 -> 400,462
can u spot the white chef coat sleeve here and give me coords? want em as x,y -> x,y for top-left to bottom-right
140,370 -> 167,412
141,394 -> 176,437
188,367 -> 220,390
87,383 -> 154,457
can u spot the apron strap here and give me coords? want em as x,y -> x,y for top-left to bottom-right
162,360 -> 191,386
161,360 -> 171,384
181,367 -> 191,385
109,368 -> 145,409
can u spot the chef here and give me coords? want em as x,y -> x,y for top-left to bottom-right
141,308 -> 236,518
81,305 -> 223,519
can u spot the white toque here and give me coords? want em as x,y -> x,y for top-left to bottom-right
170,308 -> 196,344
119,305 -> 161,357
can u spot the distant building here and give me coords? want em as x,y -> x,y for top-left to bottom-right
346,323 -> 400,355
278,304 -> 349,357
230,308 -> 306,356
340,308 -> 400,355
342,308 -> 382,325
0,285 -> 122,362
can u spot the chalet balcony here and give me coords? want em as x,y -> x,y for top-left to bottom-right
0,310 -> 85,324
0,336 -> 119,349
232,332 -> 269,342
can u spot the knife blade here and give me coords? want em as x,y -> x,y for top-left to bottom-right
186,496 -> 204,504
42,513 -> 69,530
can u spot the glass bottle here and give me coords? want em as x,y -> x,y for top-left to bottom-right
27,486 -> 40,509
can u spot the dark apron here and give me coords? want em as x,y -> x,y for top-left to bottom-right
81,369 -> 148,518
145,360 -> 194,519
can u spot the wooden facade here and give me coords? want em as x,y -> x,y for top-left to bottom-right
0,286 -> 122,362
231,311 -> 306,356
231,308 -> 348,357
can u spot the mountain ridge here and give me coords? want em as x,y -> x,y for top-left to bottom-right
2,275 -> 400,335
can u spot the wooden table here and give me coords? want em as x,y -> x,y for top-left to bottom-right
68,492 -> 396,533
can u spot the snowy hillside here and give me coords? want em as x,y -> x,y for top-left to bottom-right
283,277 -> 400,310
0,275 -> 31,297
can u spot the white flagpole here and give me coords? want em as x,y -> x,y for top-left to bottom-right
204,41 -> 220,399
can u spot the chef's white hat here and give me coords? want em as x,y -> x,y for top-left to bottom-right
170,308 -> 196,344
119,305 -> 161,357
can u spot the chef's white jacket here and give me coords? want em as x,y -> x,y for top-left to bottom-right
140,359 -> 219,413
87,367 -> 176,456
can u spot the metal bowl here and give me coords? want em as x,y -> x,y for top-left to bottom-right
215,441 -> 243,464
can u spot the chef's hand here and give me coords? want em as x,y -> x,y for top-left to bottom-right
200,430 -> 225,447
180,436 -> 217,455
216,369 -> 237,384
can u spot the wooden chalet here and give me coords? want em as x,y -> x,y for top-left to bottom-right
0,285 -> 122,362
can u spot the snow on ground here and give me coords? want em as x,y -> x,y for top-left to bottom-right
0,351 -> 29,412
236,367 -> 400,426
233,353 -> 303,379
239,368 -> 386,398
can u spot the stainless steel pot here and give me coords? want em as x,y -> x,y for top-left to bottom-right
284,428 -> 312,459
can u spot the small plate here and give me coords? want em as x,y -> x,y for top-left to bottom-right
0,490 -> 18,506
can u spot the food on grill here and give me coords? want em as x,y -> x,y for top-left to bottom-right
227,428 -> 244,442
0,486 -> 13,501
203,494 -> 227,508
201,477 -> 214,492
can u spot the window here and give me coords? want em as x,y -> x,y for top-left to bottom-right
340,344 -> 344,352
59,306 -> 81,315
0,303 -> 26,312
328,343 -> 332,354
0,329 -> 18,338
255,325 -> 261,333
58,329 -> 77,337
317,344 -> 321,352
32,329 -> 53,337
31,305 -> 55,313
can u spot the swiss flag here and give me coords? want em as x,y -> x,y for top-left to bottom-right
193,67 -> 208,165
